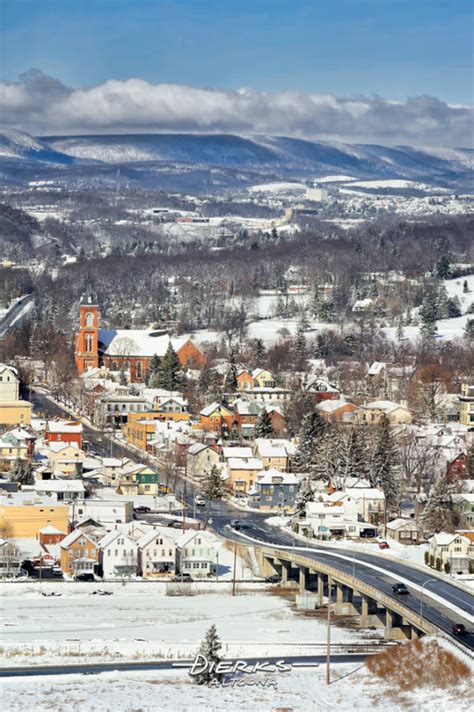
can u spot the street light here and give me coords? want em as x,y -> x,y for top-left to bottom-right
420,578 -> 437,621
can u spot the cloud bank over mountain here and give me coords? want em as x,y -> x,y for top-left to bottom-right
1,69 -> 472,147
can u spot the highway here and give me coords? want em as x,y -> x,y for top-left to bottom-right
0,294 -> 34,338
0,654 -> 367,678
30,390 -> 474,653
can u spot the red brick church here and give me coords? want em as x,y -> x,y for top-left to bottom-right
75,287 -> 205,381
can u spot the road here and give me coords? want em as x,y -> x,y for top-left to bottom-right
31,390 -> 474,653
0,294 -> 34,338
0,654 -> 367,678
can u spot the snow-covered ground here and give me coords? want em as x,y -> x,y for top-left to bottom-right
2,656 -> 471,712
0,582 -> 381,667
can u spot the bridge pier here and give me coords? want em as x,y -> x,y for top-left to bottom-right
298,565 -> 309,594
359,594 -> 385,628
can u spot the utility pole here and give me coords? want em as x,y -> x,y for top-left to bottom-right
326,575 -> 331,686
232,540 -> 237,596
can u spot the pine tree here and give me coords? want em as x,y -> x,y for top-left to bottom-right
252,338 -> 266,366
369,415 -> 397,506
119,369 -> 127,386
293,411 -> 328,473
293,321 -> 307,371
464,318 -> 474,343
202,465 -> 225,528
420,477 -> 453,534
154,344 -> 186,391
146,353 -> 161,386
462,279 -> 470,294
192,624 -> 222,685
226,349 -> 238,392
446,296 -> 462,318
254,408 -> 274,438
419,290 -> 439,340
295,478 -> 314,515
435,254 -> 451,279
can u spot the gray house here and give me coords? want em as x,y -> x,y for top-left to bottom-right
248,469 -> 300,512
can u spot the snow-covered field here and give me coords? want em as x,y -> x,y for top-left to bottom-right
2,657 -> 472,712
0,582 -> 378,662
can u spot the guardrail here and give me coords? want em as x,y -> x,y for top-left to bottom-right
261,546 -> 439,636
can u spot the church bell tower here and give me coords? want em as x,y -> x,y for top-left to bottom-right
75,281 -> 99,375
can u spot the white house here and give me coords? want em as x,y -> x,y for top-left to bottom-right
175,529 -> 219,578
428,531 -> 474,574
34,479 -> 85,501
99,529 -> 139,578
72,497 -> 133,526
138,526 -> 177,577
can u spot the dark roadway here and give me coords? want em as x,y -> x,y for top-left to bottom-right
31,390 -> 474,653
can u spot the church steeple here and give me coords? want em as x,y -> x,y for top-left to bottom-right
79,276 -> 97,306
75,278 -> 99,375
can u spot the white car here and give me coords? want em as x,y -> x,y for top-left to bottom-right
194,495 -> 206,507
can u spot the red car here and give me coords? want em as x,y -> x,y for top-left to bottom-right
378,541 -> 390,550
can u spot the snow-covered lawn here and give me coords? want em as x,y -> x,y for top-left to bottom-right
2,659 -> 471,712
0,582 -> 380,666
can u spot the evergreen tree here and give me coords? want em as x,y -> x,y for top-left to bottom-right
419,290 -> 439,340
254,408 -> 274,438
226,349 -> 238,392
369,415 -> 397,505
462,279 -> 470,294
340,426 -> 369,481
293,321 -> 307,371
420,477 -> 453,534
435,254 -> 451,279
252,338 -> 266,366
293,411 -> 328,473
154,344 -> 186,391
202,464 -> 225,528
146,353 -> 161,386
446,296 -> 462,319
464,318 -> 474,343
192,624 -> 222,685
295,478 -> 314,515
119,369 -> 127,386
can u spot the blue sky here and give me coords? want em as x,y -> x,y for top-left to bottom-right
1,0 -> 473,102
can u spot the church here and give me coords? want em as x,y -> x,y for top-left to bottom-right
75,287 -> 205,382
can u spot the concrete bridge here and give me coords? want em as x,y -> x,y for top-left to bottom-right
257,546 -> 439,642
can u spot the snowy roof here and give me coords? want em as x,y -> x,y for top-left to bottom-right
188,443 -> 212,456
386,517 -> 418,531
368,361 -> 386,376
316,398 -> 353,413
60,529 -> 97,549
35,480 -> 85,493
99,329 -> 192,358
175,529 -> 219,549
255,469 -> 299,485
430,532 -> 459,546
254,438 -> 296,457
98,529 -> 139,549
234,400 -> 261,416
138,527 -> 177,548
222,446 -> 253,460
200,401 -> 230,417
48,441 -> 81,453
38,525 -> 66,534
0,363 -> 18,377
363,400 -> 409,413
227,457 -> 263,470
47,421 -> 83,433
345,487 -> 385,500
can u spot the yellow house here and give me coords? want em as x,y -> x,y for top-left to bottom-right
0,493 -> 69,538
0,437 -> 28,471
48,442 -> 84,476
227,457 -> 263,494
429,531 -> 474,574
122,414 -> 159,451
0,401 -> 32,426
357,400 -> 412,425
458,383 -> 474,427
252,369 -> 275,389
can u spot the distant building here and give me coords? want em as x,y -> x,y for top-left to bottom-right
458,382 -> 474,427
0,364 -> 32,426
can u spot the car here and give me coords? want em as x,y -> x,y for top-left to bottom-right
378,541 -> 390,549
452,623 -> 466,635
194,495 -> 206,507
166,520 -> 180,527
231,519 -> 242,530
171,573 -> 193,582
392,583 -> 409,595
134,506 -> 151,514
265,574 -> 280,584
76,572 -> 95,582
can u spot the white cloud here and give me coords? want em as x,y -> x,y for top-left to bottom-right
0,69 -> 472,147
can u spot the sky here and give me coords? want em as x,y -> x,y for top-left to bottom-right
0,0 -> 473,145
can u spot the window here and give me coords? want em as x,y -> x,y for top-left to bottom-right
85,334 -> 94,353
85,312 -> 94,327
136,362 -> 143,379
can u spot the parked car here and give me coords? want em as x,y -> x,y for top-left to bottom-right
392,583 -> 409,595
194,495 -> 206,507
134,506 -> 151,514
378,541 -> 390,550
231,519 -> 242,530
167,520 -> 180,527
171,573 -> 193,582
76,572 -> 95,582
452,623 -> 466,635
265,574 -> 280,584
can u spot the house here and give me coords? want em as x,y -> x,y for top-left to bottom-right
357,400 -> 412,425
458,382 -> 474,427
343,487 -> 386,524
316,398 -> 359,422
253,438 -> 296,472
186,443 -> 220,480
227,457 -> 263,494
0,363 -> 32,426
252,369 -> 276,389
428,531 -> 474,574
138,527 -> 177,576
116,461 -> 160,496
0,435 -> 28,470
38,525 -> 66,545
0,493 -> 69,538
247,387 -> 291,408
175,529 -> 218,577
154,396 -> 189,421
71,497 -> 133,526
451,493 -> 474,525
75,289 -> 206,379
47,441 -> 84,476
94,392 -> 148,427
45,420 -> 83,448
59,529 -> 100,577
266,405 -> 286,437
233,399 -> 261,437
2,428 -> 35,458
0,538 -> 22,577
305,376 -> 340,403
200,402 -> 233,434
34,479 -> 85,501
99,529 -> 139,577
248,469 -> 300,512
236,369 -> 254,391
386,517 -> 420,544
222,446 -> 253,461
298,499 -> 377,540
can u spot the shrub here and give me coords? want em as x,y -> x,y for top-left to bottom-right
435,557 -> 442,571
424,551 -> 429,566
468,560 -> 473,575
444,562 -> 451,574
429,554 -> 435,567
